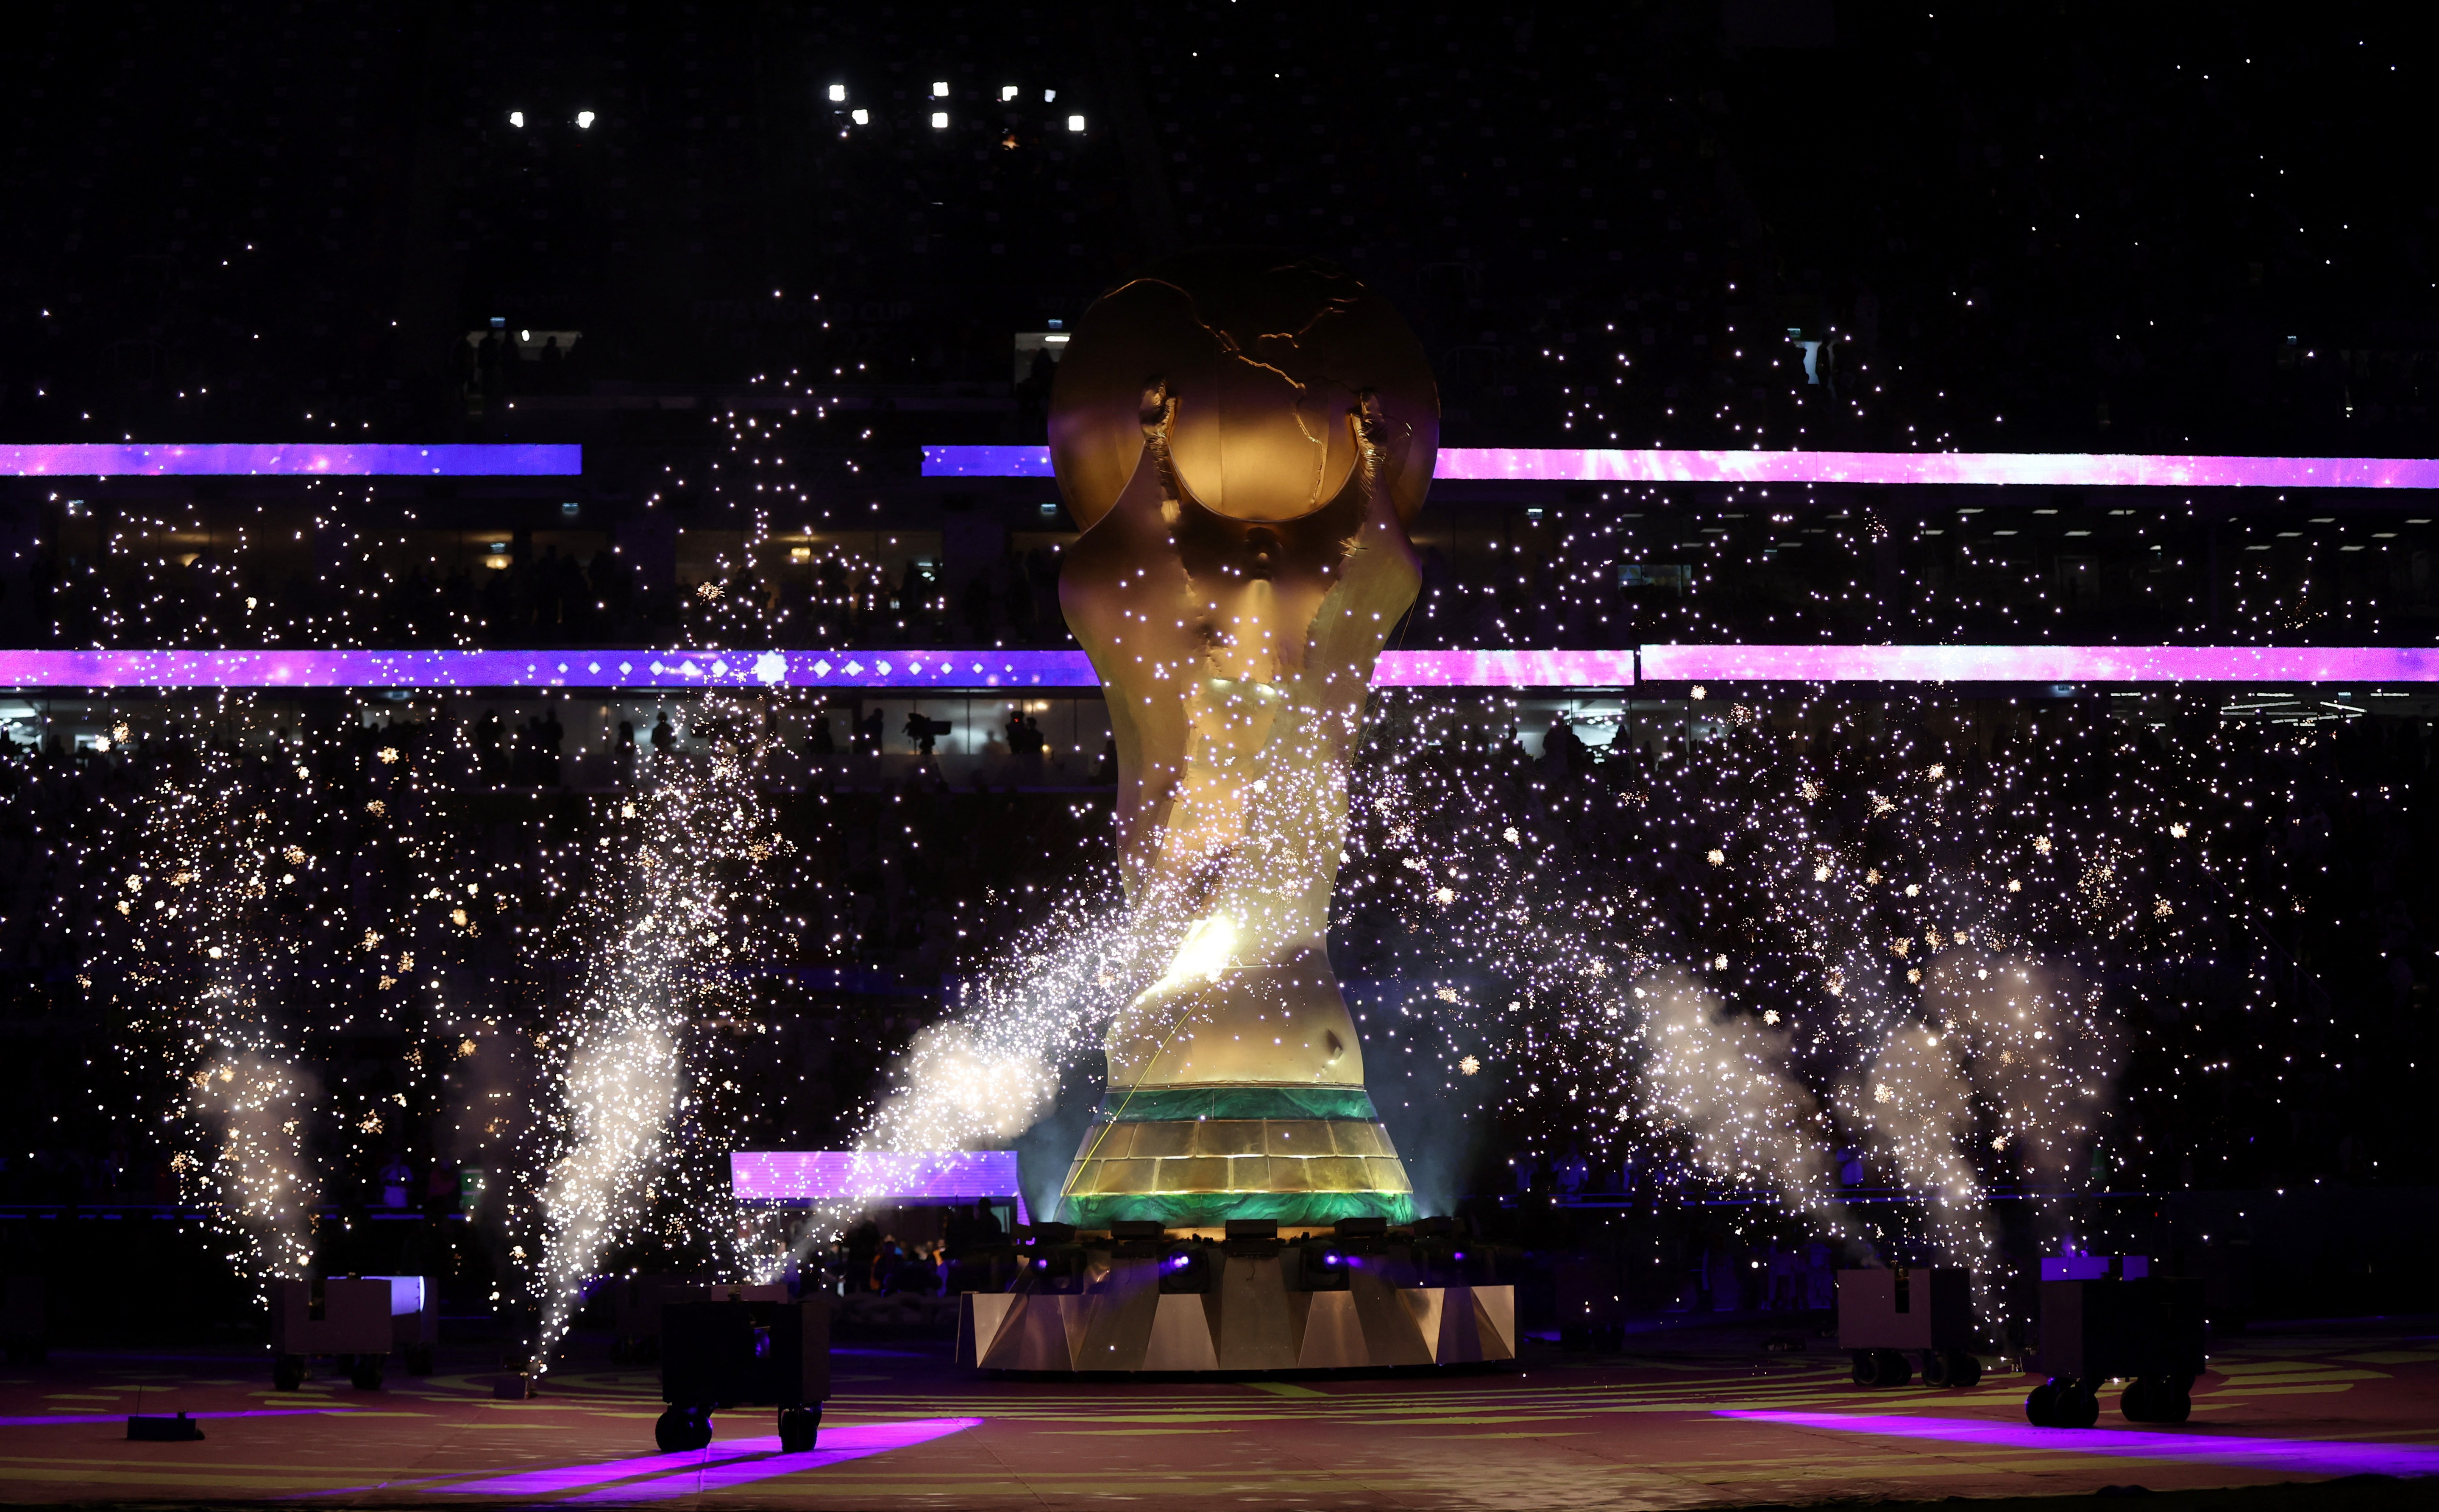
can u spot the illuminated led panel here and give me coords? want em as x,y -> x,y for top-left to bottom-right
0,648 -> 1103,689
921,444 -> 2439,489
1640,644 -> 2439,683
0,443 -> 582,476
5,645 -> 2437,688
728,1150 -> 1022,1203
1376,649 -> 1636,687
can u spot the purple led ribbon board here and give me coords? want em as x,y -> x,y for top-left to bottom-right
0,444 -> 581,476
729,1150 -> 1023,1204
1715,1410 -> 2439,1480
1640,644 -> 2439,683
6,645 -> 2439,688
922,445 -> 2439,488
0,649 -> 1102,690
0,648 -> 1632,689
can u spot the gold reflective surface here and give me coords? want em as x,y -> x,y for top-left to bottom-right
1052,248 -> 1437,1091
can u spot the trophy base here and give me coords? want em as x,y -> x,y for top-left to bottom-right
1052,1084 -> 1414,1230
958,1267 -> 1514,1373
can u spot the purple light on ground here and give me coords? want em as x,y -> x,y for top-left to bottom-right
444,1440 -> 775,1496
1715,1410 -> 2439,1479
0,1408 -> 349,1427
560,1419 -> 983,1503
0,444 -> 580,476
921,445 -> 2439,489
731,1150 -> 1022,1203
1640,644 -> 2439,683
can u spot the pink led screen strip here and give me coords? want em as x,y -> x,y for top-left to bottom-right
0,646 -> 2430,687
922,445 -> 2439,489
1637,645 -> 2439,683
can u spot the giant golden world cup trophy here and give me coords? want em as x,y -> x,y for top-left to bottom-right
1047,248 -> 1436,1233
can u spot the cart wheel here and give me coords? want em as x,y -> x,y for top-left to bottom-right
1871,1348 -> 1911,1388
777,1404 -> 821,1454
2055,1378 -> 2100,1429
2024,1379 -> 2060,1426
2120,1377 -> 2153,1421
349,1358 -> 386,1392
273,1356 -> 306,1393
2153,1377 -> 2193,1425
1849,1350 -> 1877,1385
656,1406 -> 715,1454
1920,1349 -> 1950,1388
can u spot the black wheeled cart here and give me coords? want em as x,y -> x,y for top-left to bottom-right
1836,1267 -> 1983,1389
2027,1276 -> 2205,1427
656,1294 -> 831,1454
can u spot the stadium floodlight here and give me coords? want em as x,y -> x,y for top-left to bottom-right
1044,88 -> 1058,102
1067,114 -> 1086,132
508,110 -> 524,128
575,110 -> 595,128
932,81 -> 949,97
851,109 -> 869,125
828,84 -> 847,102
931,111 -> 949,129
1001,85 -> 1019,101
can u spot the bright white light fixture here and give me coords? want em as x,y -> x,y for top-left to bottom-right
1067,114 -> 1086,132
1000,85 -> 1019,101
1044,88 -> 1057,102
508,110 -> 524,128
850,108 -> 869,125
931,81 -> 949,98
575,110 -> 595,129
828,84 -> 847,102
930,111 -> 949,129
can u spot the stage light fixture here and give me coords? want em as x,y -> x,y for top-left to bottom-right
1158,1244 -> 1213,1294
931,112 -> 949,129
1067,114 -> 1086,132
1044,88 -> 1058,101
828,84 -> 847,102
576,111 -> 595,128
508,111 -> 524,128
1001,85 -> 1019,101
932,81 -> 949,97
851,109 -> 869,125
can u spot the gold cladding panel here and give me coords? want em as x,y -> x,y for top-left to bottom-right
1089,1122 -> 1137,1159
1328,1122 -> 1386,1158
1303,1156 -> 1370,1192
1263,1122 -> 1322,1157
1127,1122 -> 1195,1159
1365,1157 -> 1414,1194
1227,1155 -> 1272,1190
1193,1120 -> 1264,1158
1158,1156 -> 1232,1193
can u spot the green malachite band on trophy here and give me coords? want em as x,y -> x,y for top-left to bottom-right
1053,1084 -> 1414,1229
1061,1189 -> 1416,1229
1092,1084 -> 1383,1123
